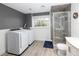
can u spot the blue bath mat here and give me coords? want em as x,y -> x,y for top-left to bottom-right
43,41 -> 53,48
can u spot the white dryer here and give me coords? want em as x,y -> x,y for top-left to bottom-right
28,30 -> 34,45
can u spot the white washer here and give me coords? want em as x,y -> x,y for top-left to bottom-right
6,30 -> 29,55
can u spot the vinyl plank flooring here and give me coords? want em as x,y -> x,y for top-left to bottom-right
2,40 -> 56,56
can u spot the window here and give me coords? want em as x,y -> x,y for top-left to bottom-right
32,15 -> 50,28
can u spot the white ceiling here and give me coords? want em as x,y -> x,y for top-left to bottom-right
3,3 -> 67,14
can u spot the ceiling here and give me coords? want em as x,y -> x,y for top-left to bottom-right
3,3 -> 67,14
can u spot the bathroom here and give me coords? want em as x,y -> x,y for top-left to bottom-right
0,3 -> 79,56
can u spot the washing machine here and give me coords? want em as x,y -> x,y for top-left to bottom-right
6,30 -> 29,55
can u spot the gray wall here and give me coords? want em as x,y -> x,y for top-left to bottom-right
0,3 -> 25,29
32,12 -> 49,16
25,14 -> 32,28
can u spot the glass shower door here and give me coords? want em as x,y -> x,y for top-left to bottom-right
52,12 -> 70,47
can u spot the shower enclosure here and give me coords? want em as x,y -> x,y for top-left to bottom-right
52,11 -> 71,47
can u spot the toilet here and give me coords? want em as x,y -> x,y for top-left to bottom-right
56,43 -> 67,56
